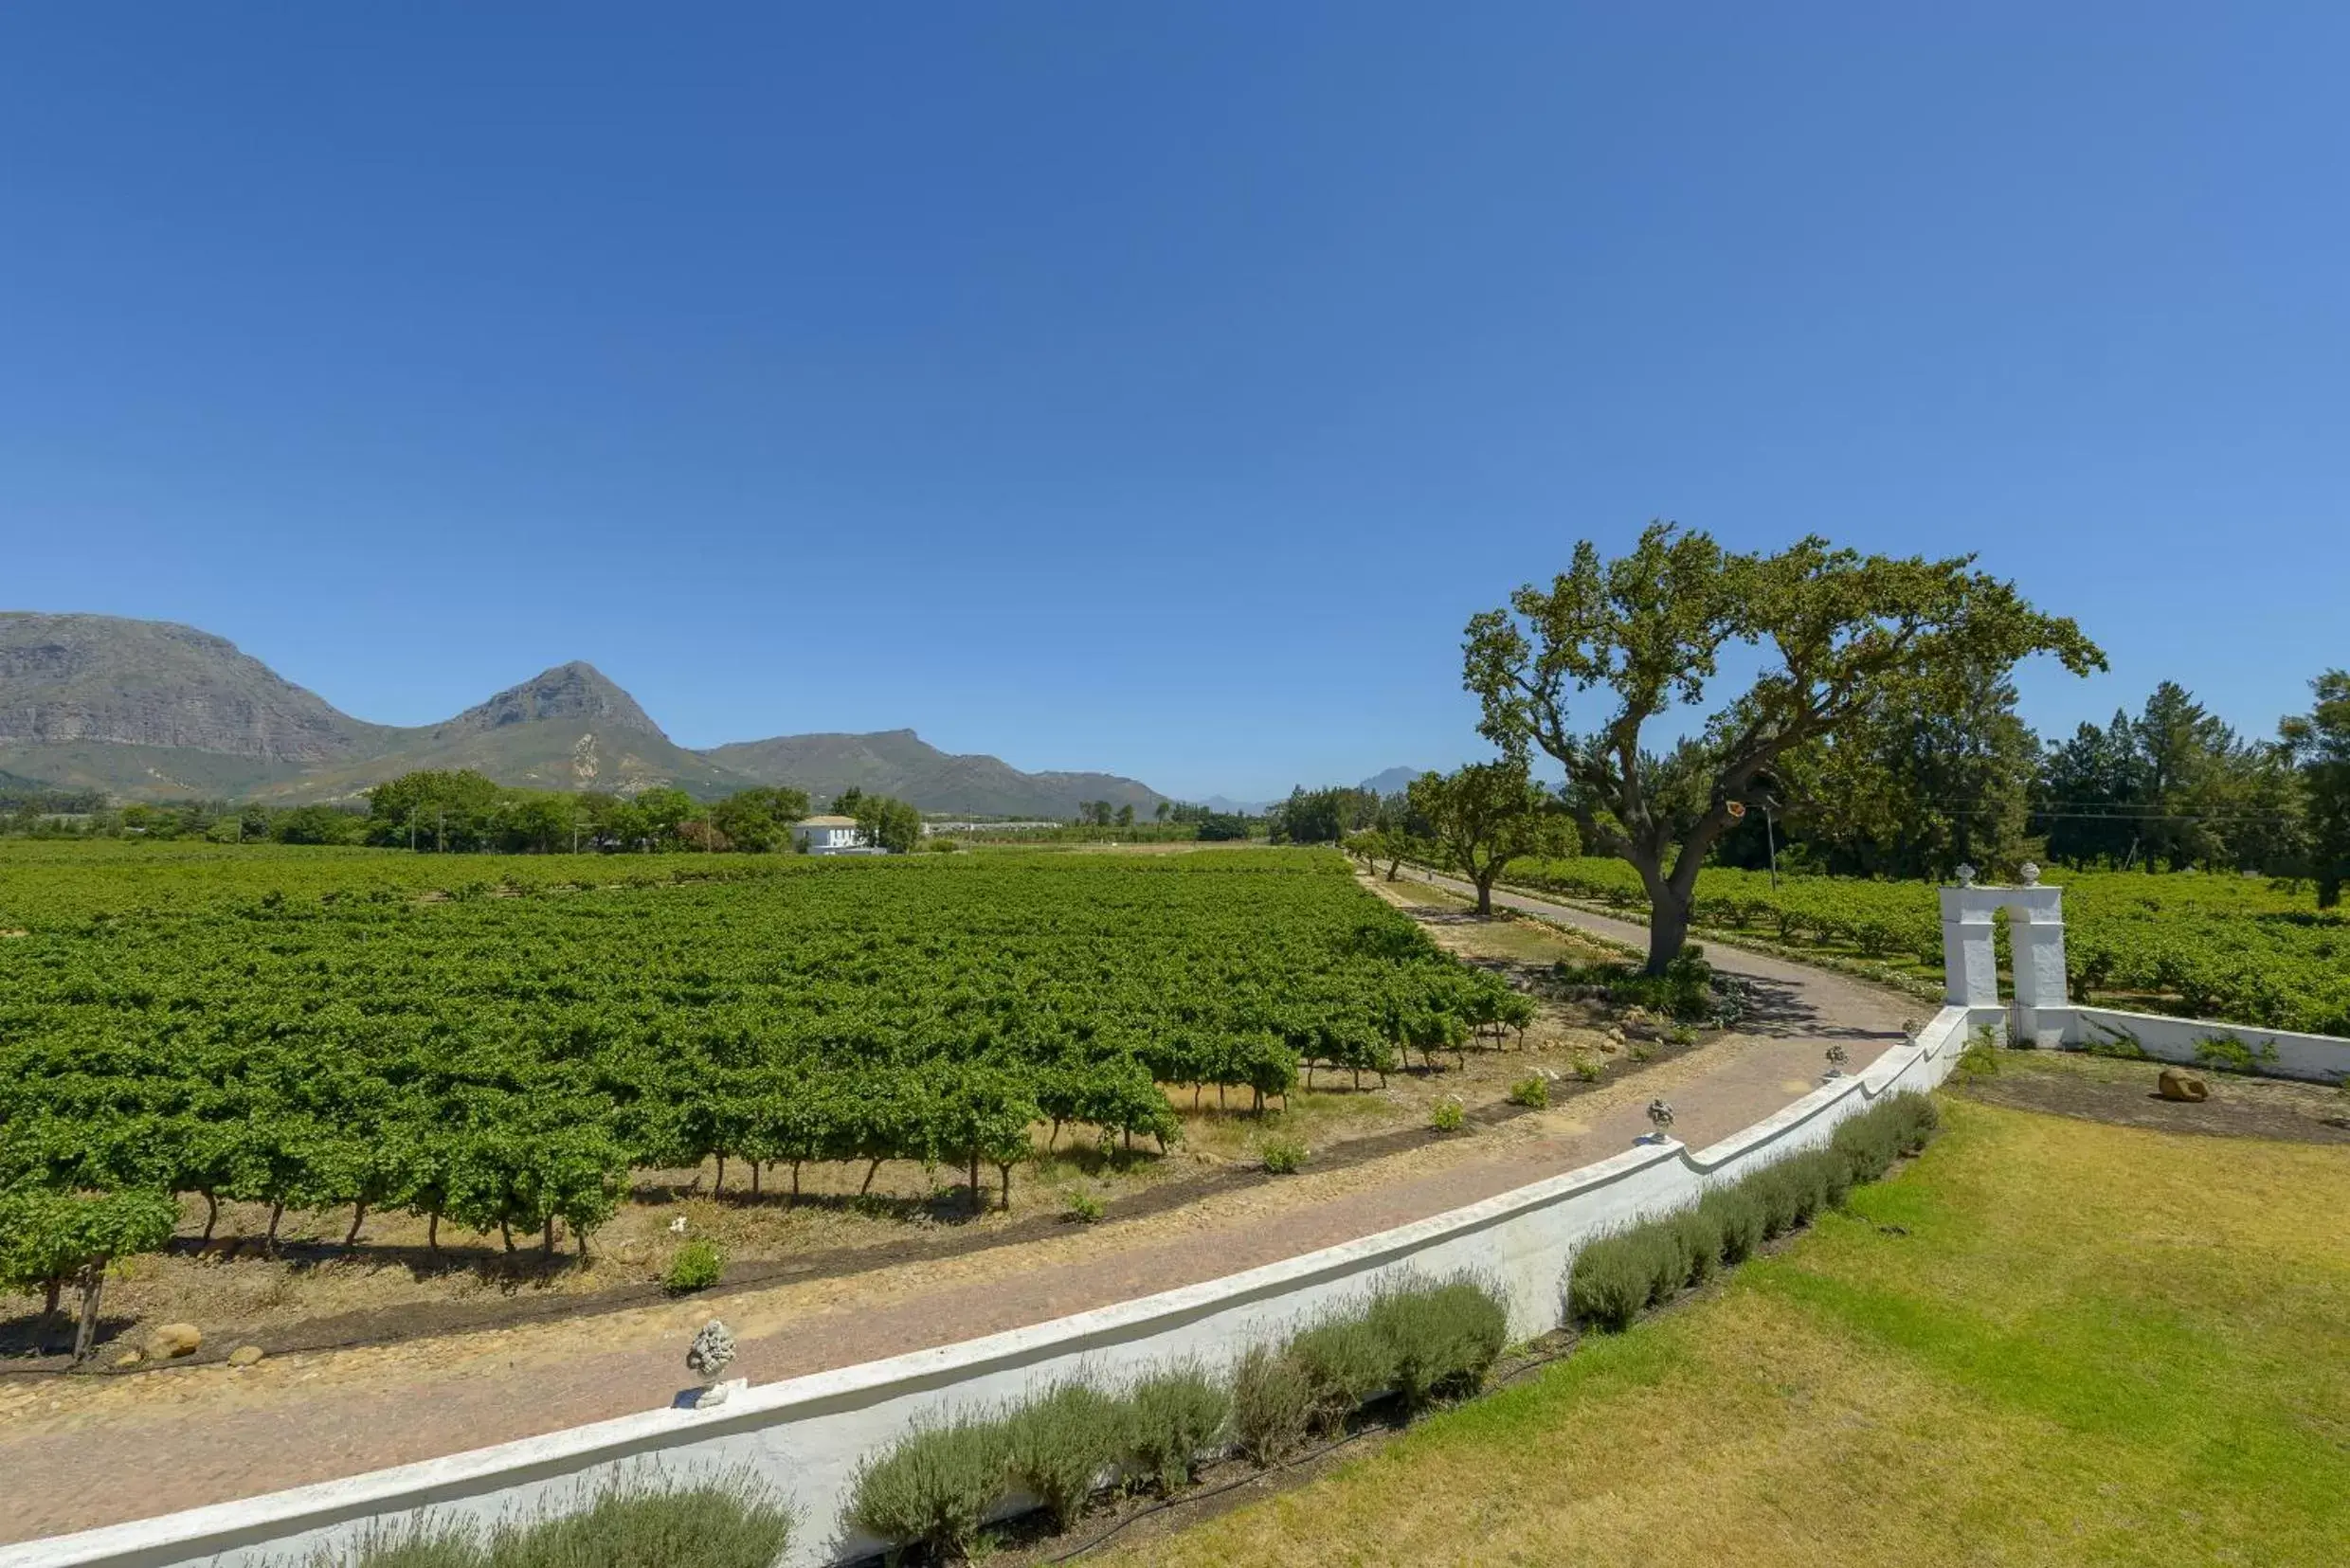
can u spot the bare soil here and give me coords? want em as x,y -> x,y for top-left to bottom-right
1951,1047 -> 2350,1144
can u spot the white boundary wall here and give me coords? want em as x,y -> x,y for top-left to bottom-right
2057,1005 -> 2350,1085
2,1007 -> 1976,1568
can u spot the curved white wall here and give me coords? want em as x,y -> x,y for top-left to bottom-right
1,1007 -> 1977,1568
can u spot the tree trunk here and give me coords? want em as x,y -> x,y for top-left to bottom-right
1646,888 -> 1693,974
44,1279 -> 62,1318
73,1263 -> 106,1364
750,1162 -> 761,1197
968,1150 -> 983,1216
714,1153 -> 726,1194
999,1163 -> 1012,1213
500,1217 -> 515,1253
427,1211 -> 441,1252
265,1200 -> 284,1252
789,1161 -> 802,1205
200,1191 -> 219,1244
860,1159 -> 882,1195
543,1216 -> 557,1255
345,1202 -> 368,1246
1473,871 -> 1495,916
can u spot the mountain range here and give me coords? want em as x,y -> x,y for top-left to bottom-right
0,612 -> 1167,818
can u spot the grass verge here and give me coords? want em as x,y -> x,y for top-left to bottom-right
1116,1097 -> 2350,1567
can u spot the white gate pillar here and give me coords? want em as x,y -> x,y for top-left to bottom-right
1938,883 -> 2000,1008
1939,867 -> 2070,1048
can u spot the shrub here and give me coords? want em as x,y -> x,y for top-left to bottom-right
1831,1114 -> 1902,1186
1260,1137 -> 1308,1175
1290,1315 -> 1396,1432
2195,1033 -> 2279,1075
846,1416 -> 1010,1561
1005,1382 -> 1124,1530
1745,1162 -> 1807,1238
1571,1055 -> 1603,1083
490,1476 -> 794,1568
1228,1343 -> 1315,1465
324,1477 -> 795,1568
1698,1184 -> 1764,1266
1569,1233 -> 1654,1331
2082,1021 -> 2149,1060
1666,1023 -> 1698,1047
663,1238 -> 724,1294
1669,1205 -> 1726,1289
1627,1042 -> 1655,1064
1364,1279 -> 1509,1411
1062,1190 -> 1105,1224
1122,1366 -> 1228,1494
1508,1075 -> 1549,1109
1429,1098 -> 1466,1133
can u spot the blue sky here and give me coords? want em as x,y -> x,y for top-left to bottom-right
3,5 -> 2343,802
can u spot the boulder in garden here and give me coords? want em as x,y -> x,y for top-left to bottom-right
2157,1067 -> 2209,1103
149,1323 -> 201,1359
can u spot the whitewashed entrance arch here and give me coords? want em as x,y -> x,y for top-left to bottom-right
1939,866 -> 2069,1048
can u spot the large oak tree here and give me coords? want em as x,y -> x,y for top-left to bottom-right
1463,524 -> 2104,972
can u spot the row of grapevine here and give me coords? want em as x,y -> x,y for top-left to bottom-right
0,851 -> 1525,1301
1501,856 -> 2350,1036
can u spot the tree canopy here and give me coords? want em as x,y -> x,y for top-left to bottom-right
1405,760 -> 1574,914
1463,524 -> 2104,971
2283,670 -> 2350,908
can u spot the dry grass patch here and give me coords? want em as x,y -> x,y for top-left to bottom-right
1120,1098 -> 2350,1567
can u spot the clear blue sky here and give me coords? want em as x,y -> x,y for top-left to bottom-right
3,5 -> 2343,802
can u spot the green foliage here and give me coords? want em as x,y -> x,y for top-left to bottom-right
663,1238 -> 724,1294
1405,761 -> 1575,914
1463,523 -> 2103,971
1227,1343 -> 1316,1464
1362,1279 -> 1509,1412
1122,1366 -> 1229,1494
1429,1098 -> 1466,1133
1510,855 -> 2350,1037
315,1475 -> 794,1568
0,1185 -> 177,1300
1957,1022 -> 2002,1077
1570,1093 -> 1938,1333
1696,1184 -> 1765,1266
1061,1189 -> 1105,1224
847,1415 -> 1011,1560
1570,1054 -> 1603,1083
1508,1075 -> 1549,1108
2194,1033 -> 2280,1074
1260,1136 -> 1308,1175
2082,1020 -> 2149,1060
0,850 -> 1530,1255
2282,670 -> 2350,908
1005,1383 -> 1126,1529
1549,949 -> 1723,1023
1290,1316 -> 1397,1433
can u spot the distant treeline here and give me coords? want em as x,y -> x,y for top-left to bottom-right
0,771 -> 1266,855
1271,672 -> 2350,902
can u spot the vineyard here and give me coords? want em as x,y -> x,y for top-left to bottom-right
1501,856 -> 2350,1037
0,846 -> 1528,1282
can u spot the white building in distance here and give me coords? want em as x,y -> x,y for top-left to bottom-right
789,814 -> 867,855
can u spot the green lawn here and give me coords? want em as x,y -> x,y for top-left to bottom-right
1124,1098 -> 2350,1566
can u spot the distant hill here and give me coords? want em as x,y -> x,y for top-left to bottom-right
0,611 -> 1172,817
0,612 -> 393,797
705,730 -> 1165,819
1359,766 -> 1422,796
251,662 -> 750,802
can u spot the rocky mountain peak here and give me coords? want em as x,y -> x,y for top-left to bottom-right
434,661 -> 667,740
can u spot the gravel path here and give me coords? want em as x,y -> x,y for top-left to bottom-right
0,877 -> 1917,1546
